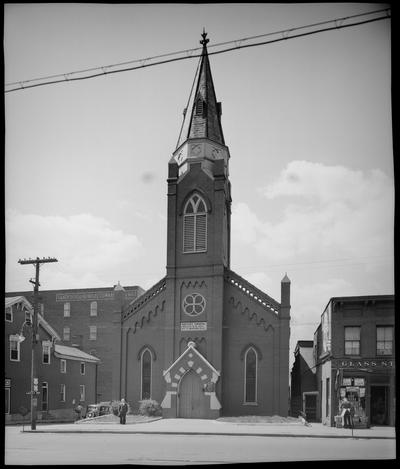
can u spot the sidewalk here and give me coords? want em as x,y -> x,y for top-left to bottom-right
21,418 -> 396,439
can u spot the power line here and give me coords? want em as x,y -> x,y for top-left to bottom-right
4,8 -> 390,93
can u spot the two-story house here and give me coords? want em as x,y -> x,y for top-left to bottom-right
5,296 -> 100,423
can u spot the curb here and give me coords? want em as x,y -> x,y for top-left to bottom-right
20,429 -> 395,439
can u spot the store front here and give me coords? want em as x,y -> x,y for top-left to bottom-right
332,359 -> 395,427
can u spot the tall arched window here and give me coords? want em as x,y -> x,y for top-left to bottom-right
183,194 -> 207,253
141,348 -> 152,399
244,347 -> 258,404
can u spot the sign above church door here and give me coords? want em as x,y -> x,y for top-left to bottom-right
181,322 -> 207,331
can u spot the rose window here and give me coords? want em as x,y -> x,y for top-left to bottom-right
183,293 -> 206,316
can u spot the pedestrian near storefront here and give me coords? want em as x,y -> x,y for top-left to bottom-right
118,398 -> 128,425
340,397 -> 354,428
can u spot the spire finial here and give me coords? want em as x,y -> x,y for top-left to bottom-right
200,28 -> 209,47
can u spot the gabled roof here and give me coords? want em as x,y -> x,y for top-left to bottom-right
54,344 -> 100,363
5,296 -> 32,311
175,31 -> 225,149
5,296 -> 61,342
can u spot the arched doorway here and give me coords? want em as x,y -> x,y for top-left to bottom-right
178,370 -> 208,418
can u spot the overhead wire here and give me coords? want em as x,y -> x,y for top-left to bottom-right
4,7 -> 390,93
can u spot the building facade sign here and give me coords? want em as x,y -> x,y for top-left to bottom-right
56,291 -> 114,302
321,303 -> 331,353
180,322 -> 207,331
334,359 -> 395,369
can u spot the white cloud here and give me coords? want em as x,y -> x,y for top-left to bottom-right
6,210 -> 143,291
232,161 -> 394,262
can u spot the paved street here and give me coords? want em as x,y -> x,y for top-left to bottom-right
5,426 -> 396,465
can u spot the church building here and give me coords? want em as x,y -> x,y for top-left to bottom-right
112,32 -> 291,419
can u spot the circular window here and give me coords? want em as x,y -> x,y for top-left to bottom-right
183,293 -> 206,316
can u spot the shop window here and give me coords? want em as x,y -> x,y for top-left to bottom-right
42,382 -> 48,411
5,388 -> 10,414
376,326 -> 393,356
80,385 -> 85,402
64,302 -> 70,317
244,347 -> 257,404
63,326 -> 70,341
344,326 -> 360,355
60,384 -> 66,402
141,348 -> 152,399
183,194 -> 208,253
5,306 -> 13,322
89,325 -> 97,341
42,343 -> 51,364
9,336 -> 20,362
90,301 -> 97,317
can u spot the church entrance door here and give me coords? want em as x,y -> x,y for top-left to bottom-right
178,370 -> 208,418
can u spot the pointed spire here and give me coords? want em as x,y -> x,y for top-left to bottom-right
176,30 -> 225,149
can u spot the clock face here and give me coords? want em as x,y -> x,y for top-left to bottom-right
182,293 -> 206,316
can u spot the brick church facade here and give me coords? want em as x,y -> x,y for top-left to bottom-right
112,32 -> 291,418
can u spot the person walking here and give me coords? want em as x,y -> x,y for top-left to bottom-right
340,397 -> 353,428
118,398 -> 128,425
75,402 -> 83,421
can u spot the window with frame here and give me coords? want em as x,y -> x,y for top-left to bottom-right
42,343 -> 51,364
5,306 -> 13,322
89,326 -> 97,341
60,359 -> 67,373
42,382 -> 48,411
345,326 -> 361,355
141,349 -> 152,399
80,385 -> 85,402
60,384 -> 66,402
39,303 -> 44,317
244,347 -> 257,404
64,302 -> 70,317
9,336 -> 20,361
63,326 -> 70,341
183,194 -> 207,253
377,326 -> 393,356
80,362 -> 86,375
90,301 -> 97,317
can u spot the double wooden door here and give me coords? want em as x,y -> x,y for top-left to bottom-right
178,370 -> 208,418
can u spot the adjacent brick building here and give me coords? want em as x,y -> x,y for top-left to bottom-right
6,284 -> 144,403
296,295 -> 395,427
290,341 -> 318,421
111,32 -> 291,418
5,296 -> 100,422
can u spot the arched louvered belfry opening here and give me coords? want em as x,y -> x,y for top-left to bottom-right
183,193 -> 208,253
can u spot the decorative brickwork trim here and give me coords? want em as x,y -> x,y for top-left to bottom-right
229,297 -> 276,333
122,277 -> 166,321
224,269 -> 280,314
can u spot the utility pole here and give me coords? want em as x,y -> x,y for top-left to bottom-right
18,257 -> 58,430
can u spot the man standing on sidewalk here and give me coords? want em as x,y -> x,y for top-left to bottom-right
118,399 -> 128,425
340,397 -> 354,428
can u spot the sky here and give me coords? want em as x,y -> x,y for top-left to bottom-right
4,3 -> 393,366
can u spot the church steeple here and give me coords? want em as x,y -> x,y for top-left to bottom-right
172,31 -> 229,177
176,30 -> 225,150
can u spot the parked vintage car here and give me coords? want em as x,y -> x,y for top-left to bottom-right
85,402 -> 112,419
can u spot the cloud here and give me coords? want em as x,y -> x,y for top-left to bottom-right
232,161 -> 394,262
6,210 -> 143,291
